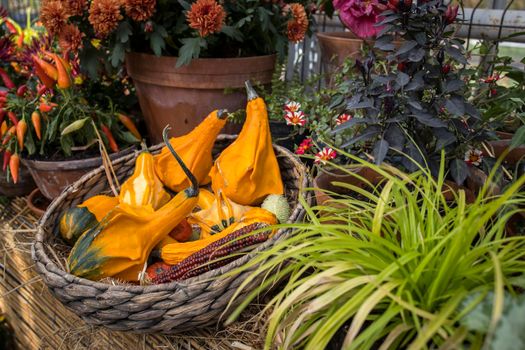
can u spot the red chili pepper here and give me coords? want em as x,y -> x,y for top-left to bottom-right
100,124 -> 119,153
0,90 -> 7,97
7,111 -> 18,126
0,67 -> 15,89
3,150 -> 11,171
16,85 -> 27,97
5,21 -> 17,34
37,84 -> 48,96
442,64 -> 451,74
0,109 -> 5,125
0,96 -> 6,105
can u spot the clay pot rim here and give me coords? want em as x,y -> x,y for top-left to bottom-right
316,31 -> 363,41
27,188 -> 47,217
126,52 -> 277,65
21,147 -> 136,171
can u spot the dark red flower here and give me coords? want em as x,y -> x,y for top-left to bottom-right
444,4 -> 459,25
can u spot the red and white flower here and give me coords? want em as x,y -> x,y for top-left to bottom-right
314,147 -> 337,165
284,101 -> 302,113
336,113 -> 352,126
295,138 -> 313,155
284,110 -> 307,126
464,148 -> 483,166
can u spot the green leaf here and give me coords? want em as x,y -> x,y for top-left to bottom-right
79,47 -> 102,80
110,42 -> 125,67
156,24 -> 168,38
510,125 -> 525,148
150,32 -> 166,56
60,134 -> 73,156
177,0 -> 190,10
116,21 -> 132,43
221,25 -> 244,41
176,37 -> 206,67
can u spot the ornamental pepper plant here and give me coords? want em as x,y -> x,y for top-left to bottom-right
39,0 -> 314,78
0,9 -> 140,183
329,0 -> 495,185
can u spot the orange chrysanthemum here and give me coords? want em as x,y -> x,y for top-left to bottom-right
186,0 -> 225,37
40,0 -> 69,36
58,24 -> 84,52
88,0 -> 123,38
125,0 -> 156,22
61,0 -> 87,17
286,3 -> 308,42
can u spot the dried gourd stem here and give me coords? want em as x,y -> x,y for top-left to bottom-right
91,120 -> 120,196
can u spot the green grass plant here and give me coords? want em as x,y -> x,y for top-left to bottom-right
226,152 -> 525,350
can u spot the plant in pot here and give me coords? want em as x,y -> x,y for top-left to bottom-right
0,8 -> 38,197
2,47 -> 141,209
39,0 -> 314,142
315,0 -> 511,199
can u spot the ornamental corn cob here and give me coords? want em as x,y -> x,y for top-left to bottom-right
152,223 -> 271,284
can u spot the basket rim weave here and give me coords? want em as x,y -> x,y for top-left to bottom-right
33,134 -> 310,294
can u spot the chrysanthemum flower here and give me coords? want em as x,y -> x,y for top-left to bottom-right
286,3 -> 308,42
464,148 -> 483,166
284,111 -> 307,126
284,101 -> 301,113
314,147 -> 337,165
125,0 -> 156,22
186,0 -> 225,37
336,113 -> 352,125
89,0 -> 123,38
62,0 -> 87,17
58,24 -> 84,52
40,0 -> 69,36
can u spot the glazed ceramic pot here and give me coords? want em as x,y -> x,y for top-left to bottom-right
126,53 -> 276,143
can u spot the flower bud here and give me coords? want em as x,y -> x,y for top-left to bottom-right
444,4 -> 459,25
144,21 -> 154,33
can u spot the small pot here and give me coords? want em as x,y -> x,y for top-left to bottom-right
506,210 -> 525,236
126,52 -> 276,143
486,140 -> 525,165
22,148 -> 134,200
269,120 -> 303,151
26,188 -> 50,217
0,164 -> 36,197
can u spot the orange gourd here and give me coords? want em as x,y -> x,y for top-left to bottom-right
155,109 -> 227,192
209,81 -> 284,205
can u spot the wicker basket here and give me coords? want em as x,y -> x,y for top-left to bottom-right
32,135 -> 309,334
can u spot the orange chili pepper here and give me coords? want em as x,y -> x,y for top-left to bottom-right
16,119 -> 27,150
39,102 -> 57,113
34,63 -> 55,89
31,111 -> 42,140
16,31 -> 24,48
117,113 -> 141,140
49,53 -> 71,89
2,126 -> 15,145
9,153 -> 19,184
1,121 -> 7,136
100,124 -> 119,153
32,55 -> 58,81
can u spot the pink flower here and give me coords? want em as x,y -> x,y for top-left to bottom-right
295,137 -> 313,155
314,147 -> 337,164
444,4 -> 459,25
333,0 -> 385,39
284,111 -> 307,126
464,148 -> 483,166
284,101 -> 301,113
336,113 -> 352,125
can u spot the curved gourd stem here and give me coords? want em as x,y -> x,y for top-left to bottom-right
217,109 -> 228,119
245,80 -> 258,101
162,125 -> 199,197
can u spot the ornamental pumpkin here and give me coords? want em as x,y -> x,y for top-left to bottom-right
58,195 -> 119,245
160,207 -> 277,265
155,109 -> 227,192
119,147 -> 171,211
188,189 -> 252,238
68,126 -> 200,282
209,81 -> 284,205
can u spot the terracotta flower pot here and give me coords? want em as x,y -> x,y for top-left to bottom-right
22,148 -> 135,200
0,164 -> 36,197
316,32 -> 402,78
126,53 -> 277,143
486,139 -> 525,165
